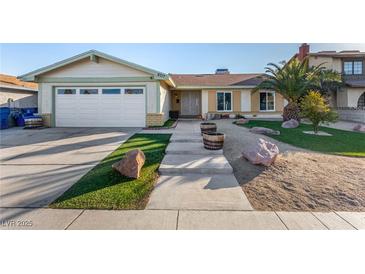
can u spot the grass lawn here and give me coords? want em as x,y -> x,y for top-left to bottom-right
162,119 -> 176,127
236,120 -> 365,157
50,133 -> 171,209
148,119 -> 176,128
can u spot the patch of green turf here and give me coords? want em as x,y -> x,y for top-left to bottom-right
148,119 -> 176,128
235,120 -> 365,157
162,119 -> 176,128
50,134 -> 171,209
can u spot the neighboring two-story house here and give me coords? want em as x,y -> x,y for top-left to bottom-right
295,44 -> 365,122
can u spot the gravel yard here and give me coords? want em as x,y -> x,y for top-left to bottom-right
215,120 -> 365,211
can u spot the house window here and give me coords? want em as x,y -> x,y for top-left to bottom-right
124,88 -> 143,94
344,61 -> 363,75
354,61 -> 363,75
259,91 -> 275,111
102,88 -> 121,95
80,89 -> 98,95
217,91 -> 232,111
57,89 -> 76,95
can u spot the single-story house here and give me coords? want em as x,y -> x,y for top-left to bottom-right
18,50 -> 286,127
0,74 -> 38,108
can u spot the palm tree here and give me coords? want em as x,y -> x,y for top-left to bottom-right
254,58 -> 337,121
313,69 -> 343,104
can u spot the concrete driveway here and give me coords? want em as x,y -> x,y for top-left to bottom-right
0,127 -> 139,207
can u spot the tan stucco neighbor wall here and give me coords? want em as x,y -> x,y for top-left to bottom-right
308,56 -> 342,72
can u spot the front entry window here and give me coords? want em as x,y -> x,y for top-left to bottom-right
217,91 -> 232,111
260,91 -> 275,111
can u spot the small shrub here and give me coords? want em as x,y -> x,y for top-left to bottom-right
300,91 -> 338,133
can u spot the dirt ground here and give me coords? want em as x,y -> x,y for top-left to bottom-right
217,120 -> 365,211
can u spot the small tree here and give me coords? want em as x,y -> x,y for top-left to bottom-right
300,91 -> 338,133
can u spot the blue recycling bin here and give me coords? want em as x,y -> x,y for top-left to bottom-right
0,107 -> 10,129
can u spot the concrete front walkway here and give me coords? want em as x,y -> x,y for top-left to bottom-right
1,207 -> 364,230
146,120 -> 253,210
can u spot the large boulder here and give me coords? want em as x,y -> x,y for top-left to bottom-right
353,124 -> 365,132
249,127 -> 280,135
242,138 -> 279,166
281,119 -> 299,129
112,149 -> 145,179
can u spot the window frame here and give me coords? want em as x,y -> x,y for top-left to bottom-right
79,88 -> 99,95
343,60 -> 363,75
102,88 -> 121,95
259,90 -> 276,112
124,88 -> 144,95
216,91 -> 233,112
57,88 -> 76,95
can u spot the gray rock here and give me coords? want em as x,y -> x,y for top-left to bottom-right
242,138 -> 279,166
281,119 -> 299,128
249,127 -> 280,135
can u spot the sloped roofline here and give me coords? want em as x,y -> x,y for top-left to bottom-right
18,50 -> 169,81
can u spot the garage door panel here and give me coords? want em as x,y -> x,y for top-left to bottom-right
56,87 -> 146,127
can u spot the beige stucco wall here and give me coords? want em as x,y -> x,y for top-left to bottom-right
275,92 -> 285,111
0,88 -> 38,108
337,88 -> 365,108
308,56 -> 342,72
159,81 -> 171,122
347,88 -> 365,107
337,89 -> 348,107
208,90 -> 216,112
233,90 -> 241,111
171,90 -> 181,111
41,57 -> 151,78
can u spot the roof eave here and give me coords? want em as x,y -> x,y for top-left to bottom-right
18,50 -> 168,82
0,84 -> 38,92
172,85 -> 257,90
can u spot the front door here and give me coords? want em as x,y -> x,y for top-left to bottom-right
181,91 -> 201,116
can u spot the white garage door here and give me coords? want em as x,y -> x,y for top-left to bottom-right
55,87 -> 146,127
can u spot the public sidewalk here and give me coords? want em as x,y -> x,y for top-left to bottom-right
1,207 -> 364,230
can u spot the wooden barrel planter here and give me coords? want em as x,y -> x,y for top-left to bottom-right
202,132 -> 225,150
200,122 -> 217,135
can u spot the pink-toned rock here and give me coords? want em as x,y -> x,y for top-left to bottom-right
236,118 -> 250,125
353,124 -> 365,132
281,119 -> 299,128
112,149 -> 145,179
242,138 -> 279,166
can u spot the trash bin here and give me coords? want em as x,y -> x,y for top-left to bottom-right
169,110 -> 179,119
0,107 -> 10,129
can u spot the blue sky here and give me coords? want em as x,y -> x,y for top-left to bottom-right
1,43 -> 364,76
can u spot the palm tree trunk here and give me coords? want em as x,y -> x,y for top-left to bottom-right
283,101 -> 301,121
